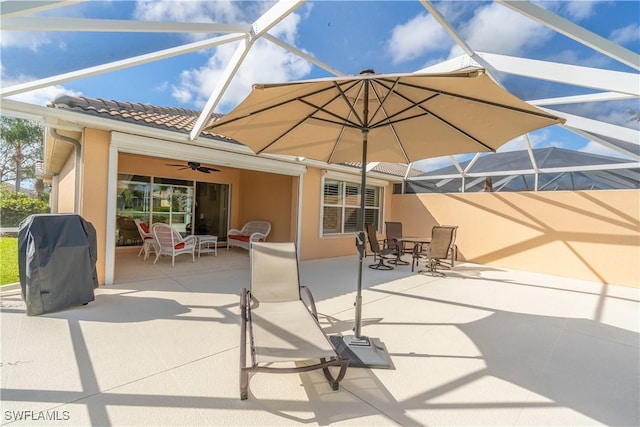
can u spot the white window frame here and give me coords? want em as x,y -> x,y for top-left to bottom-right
320,171 -> 386,237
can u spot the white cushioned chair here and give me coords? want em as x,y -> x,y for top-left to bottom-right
151,223 -> 196,267
134,219 -> 156,260
227,220 -> 271,251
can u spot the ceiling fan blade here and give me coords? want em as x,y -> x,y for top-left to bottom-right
197,167 -> 211,174
201,167 -> 220,173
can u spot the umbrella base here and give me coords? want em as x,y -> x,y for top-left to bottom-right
330,335 -> 392,369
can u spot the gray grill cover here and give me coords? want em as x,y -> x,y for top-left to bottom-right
18,214 -> 98,316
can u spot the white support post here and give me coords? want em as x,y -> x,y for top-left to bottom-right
104,143 -> 119,286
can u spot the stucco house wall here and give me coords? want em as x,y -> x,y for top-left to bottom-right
298,167 -> 395,261
80,129 -> 110,285
236,170 -> 296,243
55,150 -> 77,213
392,190 -> 640,287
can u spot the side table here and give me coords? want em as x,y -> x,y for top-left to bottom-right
197,235 -> 218,257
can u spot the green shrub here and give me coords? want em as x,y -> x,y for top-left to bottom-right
0,189 -> 49,227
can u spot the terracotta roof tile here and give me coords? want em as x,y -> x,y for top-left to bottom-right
49,95 -> 232,141
342,162 -> 422,178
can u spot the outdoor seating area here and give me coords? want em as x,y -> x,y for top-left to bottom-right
1,250 -> 637,426
366,222 -> 459,275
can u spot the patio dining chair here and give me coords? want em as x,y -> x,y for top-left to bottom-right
384,221 -> 411,265
365,223 -> 396,270
239,242 -> 348,400
412,225 -> 458,276
151,223 -> 197,267
134,219 -> 156,260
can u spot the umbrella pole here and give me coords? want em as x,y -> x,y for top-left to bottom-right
354,132 -> 367,339
329,128 -> 392,369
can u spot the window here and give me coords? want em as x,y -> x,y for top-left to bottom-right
151,178 -> 193,234
322,178 -> 382,235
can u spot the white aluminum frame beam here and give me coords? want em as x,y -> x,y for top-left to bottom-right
2,16 -> 251,34
262,33 -> 345,77
480,53 -> 639,96
0,0 -> 81,18
543,109 -> 640,157
1,33 -> 245,97
420,1 -> 500,80
497,0 -> 640,70
529,92 -> 637,106
190,0 -> 306,139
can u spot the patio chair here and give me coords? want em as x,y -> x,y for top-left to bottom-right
134,219 -> 156,260
384,221 -> 410,265
227,220 -> 271,251
365,223 -> 396,270
239,242 -> 349,400
412,225 -> 458,276
151,223 -> 197,267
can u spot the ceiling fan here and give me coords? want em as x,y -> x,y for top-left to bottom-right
166,161 -> 220,174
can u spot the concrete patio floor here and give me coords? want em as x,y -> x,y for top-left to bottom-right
1,248 -> 639,426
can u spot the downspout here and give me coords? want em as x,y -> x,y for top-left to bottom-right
50,128 -> 82,213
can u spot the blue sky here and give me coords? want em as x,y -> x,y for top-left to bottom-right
2,0 -> 639,170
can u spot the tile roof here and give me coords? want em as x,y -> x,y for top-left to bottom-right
49,95 -> 231,141
342,162 -> 423,178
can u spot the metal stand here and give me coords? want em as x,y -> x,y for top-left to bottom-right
330,335 -> 392,369
334,230 -> 393,369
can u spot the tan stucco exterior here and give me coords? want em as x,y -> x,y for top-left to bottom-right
47,126 -> 639,289
391,191 -> 640,287
80,129 -> 110,285
298,167 -> 395,261
55,149 -> 77,213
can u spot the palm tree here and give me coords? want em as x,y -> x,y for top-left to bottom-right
0,116 -> 44,193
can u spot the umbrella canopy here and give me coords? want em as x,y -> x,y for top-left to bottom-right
206,69 -> 564,346
206,69 -> 564,164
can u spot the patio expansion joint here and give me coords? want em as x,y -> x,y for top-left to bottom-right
58,345 -> 242,409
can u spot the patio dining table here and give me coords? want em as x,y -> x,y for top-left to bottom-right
393,236 -> 431,267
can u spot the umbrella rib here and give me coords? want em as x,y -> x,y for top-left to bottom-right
297,98 -> 363,130
395,80 -> 562,121
255,82 -> 363,155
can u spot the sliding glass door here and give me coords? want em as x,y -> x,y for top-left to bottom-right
116,174 -> 229,247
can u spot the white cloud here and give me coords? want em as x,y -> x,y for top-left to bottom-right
175,34 -> 312,112
171,12 -> 310,111
579,140 -> 632,159
540,0 -> 602,21
386,13 -> 451,64
563,1 -> 600,21
457,3 -> 553,56
610,23 -> 640,44
1,71 -> 82,106
134,0 -> 246,25
133,0 -> 267,42
412,155 -> 455,172
133,0 -> 311,111
6,85 -> 83,107
0,31 -> 53,51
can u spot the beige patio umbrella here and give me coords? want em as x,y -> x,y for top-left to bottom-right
205,68 -> 565,367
